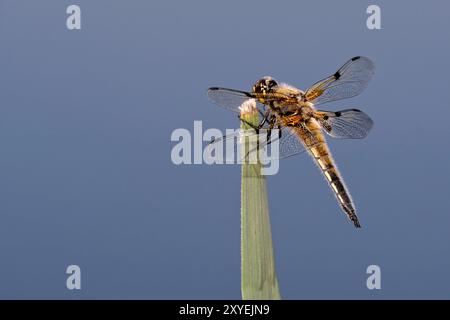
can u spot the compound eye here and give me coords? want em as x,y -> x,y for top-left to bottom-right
253,77 -> 278,94
266,79 -> 278,90
253,79 -> 266,94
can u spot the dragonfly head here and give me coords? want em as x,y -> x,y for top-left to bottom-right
252,76 -> 278,96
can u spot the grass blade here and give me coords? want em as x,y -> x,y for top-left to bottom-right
240,100 -> 281,300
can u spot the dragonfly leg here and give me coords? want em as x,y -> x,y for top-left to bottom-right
238,115 -> 260,134
266,128 -> 272,144
265,125 -> 282,147
258,108 -> 265,118
238,108 -> 271,130
259,109 -> 271,127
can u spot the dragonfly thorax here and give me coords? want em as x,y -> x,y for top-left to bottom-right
273,100 -> 315,117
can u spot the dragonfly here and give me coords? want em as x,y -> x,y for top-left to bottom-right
206,56 -> 375,228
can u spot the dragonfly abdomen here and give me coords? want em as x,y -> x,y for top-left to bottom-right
299,123 -> 361,228
314,148 -> 361,228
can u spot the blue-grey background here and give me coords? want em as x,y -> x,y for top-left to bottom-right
0,0 -> 449,299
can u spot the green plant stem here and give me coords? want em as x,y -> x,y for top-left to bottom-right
240,106 -> 281,300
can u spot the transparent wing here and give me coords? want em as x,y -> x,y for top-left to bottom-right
314,109 -> 374,139
205,125 -> 322,162
207,87 -> 293,113
207,87 -> 262,113
305,56 -> 375,106
204,129 -> 256,164
276,126 -> 314,159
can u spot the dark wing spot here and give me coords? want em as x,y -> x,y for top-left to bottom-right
323,115 -> 329,120
333,71 -> 341,80
351,56 -> 361,61
208,87 -> 254,98
335,111 -> 342,117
